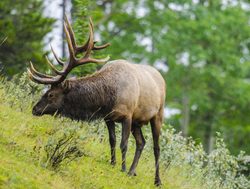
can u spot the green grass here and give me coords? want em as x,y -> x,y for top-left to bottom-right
0,90 -> 205,189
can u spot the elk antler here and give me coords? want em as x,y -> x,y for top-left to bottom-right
27,16 -> 110,85
64,16 -> 110,54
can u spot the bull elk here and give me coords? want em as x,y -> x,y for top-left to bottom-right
27,16 -> 166,186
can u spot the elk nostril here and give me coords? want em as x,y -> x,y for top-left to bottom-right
32,107 -> 38,116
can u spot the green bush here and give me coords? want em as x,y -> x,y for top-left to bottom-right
43,123 -> 87,169
0,72 -> 42,111
159,128 -> 250,189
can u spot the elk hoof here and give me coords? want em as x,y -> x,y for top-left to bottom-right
154,179 -> 162,187
110,160 -> 116,166
121,165 -> 126,172
128,171 -> 137,176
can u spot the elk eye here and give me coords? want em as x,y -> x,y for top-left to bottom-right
48,93 -> 54,98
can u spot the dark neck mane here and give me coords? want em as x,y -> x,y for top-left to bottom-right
60,72 -> 117,121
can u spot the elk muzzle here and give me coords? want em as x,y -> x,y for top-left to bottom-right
32,105 -> 43,116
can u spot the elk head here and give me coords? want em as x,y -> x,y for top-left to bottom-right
28,16 -> 110,116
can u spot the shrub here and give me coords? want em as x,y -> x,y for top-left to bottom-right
160,127 -> 250,189
0,72 -> 42,111
43,123 -> 87,169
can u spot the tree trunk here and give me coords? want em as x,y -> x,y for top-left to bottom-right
181,95 -> 190,138
62,0 -> 66,58
204,114 -> 214,153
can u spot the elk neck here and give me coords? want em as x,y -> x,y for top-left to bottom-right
60,72 -> 117,121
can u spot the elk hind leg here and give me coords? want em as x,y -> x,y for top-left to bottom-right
120,117 -> 132,172
150,114 -> 162,186
128,123 -> 145,176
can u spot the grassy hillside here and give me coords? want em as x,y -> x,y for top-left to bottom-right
0,94 -> 203,189
0,75 -> 249,189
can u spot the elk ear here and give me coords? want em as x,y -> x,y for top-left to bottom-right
62,80 -> 71,94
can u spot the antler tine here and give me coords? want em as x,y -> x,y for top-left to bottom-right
29,61 -> 53,78
27,68 -> 55,84
76,35 -> 90,54
77,38 -> 110,53
93,42 -> 111,50
86,56 -> 110,64
64,14 -> 77,50
45,56 -> 64,75
83,17 -> 95,59
64,21 -> 76,61
50,44 -> 65,66
28,66 -> 66,85
28,62 -> 64,84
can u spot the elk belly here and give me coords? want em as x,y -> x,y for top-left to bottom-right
133,106 -> 159,124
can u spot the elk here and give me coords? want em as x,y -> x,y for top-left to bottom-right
27,16 -> 166,186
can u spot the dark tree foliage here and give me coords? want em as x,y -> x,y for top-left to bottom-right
0,0 -> 54,76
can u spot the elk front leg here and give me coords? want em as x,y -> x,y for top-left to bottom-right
120,117 -> 132,172
105,120 -> 116,165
